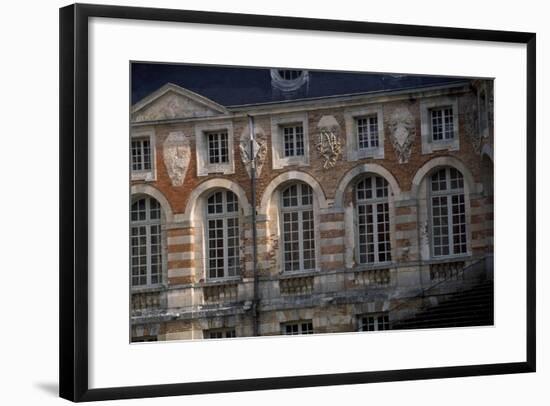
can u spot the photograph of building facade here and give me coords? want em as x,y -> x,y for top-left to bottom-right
130,65 -> 494,342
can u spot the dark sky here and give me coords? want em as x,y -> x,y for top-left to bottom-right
131,63 -> 468,106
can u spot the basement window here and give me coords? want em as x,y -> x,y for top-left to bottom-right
358,313 -> 390,331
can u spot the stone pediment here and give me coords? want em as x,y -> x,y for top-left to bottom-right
131,83 -> 228,123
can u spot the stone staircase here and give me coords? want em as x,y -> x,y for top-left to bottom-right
392,280 -> 494,330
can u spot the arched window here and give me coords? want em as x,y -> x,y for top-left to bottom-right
131,196 -> 163,287
355,175 -> 391,264
430,167 -> 467,257
206,190 -> 240,279
280,183 -> 315,272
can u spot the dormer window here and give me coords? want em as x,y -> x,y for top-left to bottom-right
277,70 -> 303,81
270,69 -> 309,92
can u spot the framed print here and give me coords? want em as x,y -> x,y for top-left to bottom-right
59,3 -> 536,402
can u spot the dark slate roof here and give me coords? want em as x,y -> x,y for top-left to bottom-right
131,63 -> 469,107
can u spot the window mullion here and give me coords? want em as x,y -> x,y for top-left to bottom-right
141,139 -> 147,170
447,194 -> 454,255
291,127 -> 298,156
222,193 -> 228,278
446,168 -> 453,256
355,203 -> 361,265
223,217 -> 228,278
372,202 -> 379,262
145,199 -> 152,286
298,209 -> 304,271
138,140 -> 144,170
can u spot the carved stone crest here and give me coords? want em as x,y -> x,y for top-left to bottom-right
239,124 -> 267,178
163,131 -> 190,187
388,107 -> 416,164
316,115 -> 342,169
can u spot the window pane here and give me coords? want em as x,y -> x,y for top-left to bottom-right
356,176 -> 391,264
131,138 -> 152,172
206,190 -> 240,279
430,168 -> 466,257
281,183 -> 315,272
130,197 -> 163,287
431,107 -> 454,141
207,131 -> 229,164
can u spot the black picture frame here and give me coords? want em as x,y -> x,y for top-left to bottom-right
59,3 -> 536,402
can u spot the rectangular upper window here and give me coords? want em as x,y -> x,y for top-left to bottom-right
356,115 -> 379,149
282,124 -> 304,157
430,106 -> 454,141
344,106 -> 385,160
131,138 -> 152,171
282,320 -> 313,335
270,113 -> 309,169
358,313 -> 390,332
207,131 -> 229,164
420,97 -> 459,154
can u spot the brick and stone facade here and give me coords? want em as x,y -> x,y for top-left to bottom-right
130,73 -> 494,342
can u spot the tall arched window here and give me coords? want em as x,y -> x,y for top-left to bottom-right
280,183 -> 315,272
131,196 -> 163,287
355,175 -> 391,264
430,167 -> 467,257
206,190 -> 240,279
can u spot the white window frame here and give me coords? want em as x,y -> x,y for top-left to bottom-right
130,127 -> 156,181
281,320 -> 314,335
195,121 -> 235,176
130,196 -> 164,288
206,130 -> 229,164
344,105 -> 385,160
358,313 -> 390,331
428,167 -> 468,258
279,183 -> 316,273
420,96 -> 460,154
355,175 -> 392,266
271,113 -> 310,169
205,190 -> 241,280
281,124 -> 305,158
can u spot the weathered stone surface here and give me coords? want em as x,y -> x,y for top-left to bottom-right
387,106 -> 416,164
316,115 -> 343,169
239,124 -> 268,177
163,131 -> 190,187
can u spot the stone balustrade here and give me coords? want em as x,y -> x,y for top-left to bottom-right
279,274 -> 314,295
430,260 -> 465,281
203,281 -> 239,303
354,268 -> 391,287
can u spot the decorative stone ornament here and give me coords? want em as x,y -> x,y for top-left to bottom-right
239,124 -> 267,178
163,131 -> 190,187
316,115 -> 343,169
462,95 -> 482,153
388,106 -> 416,164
